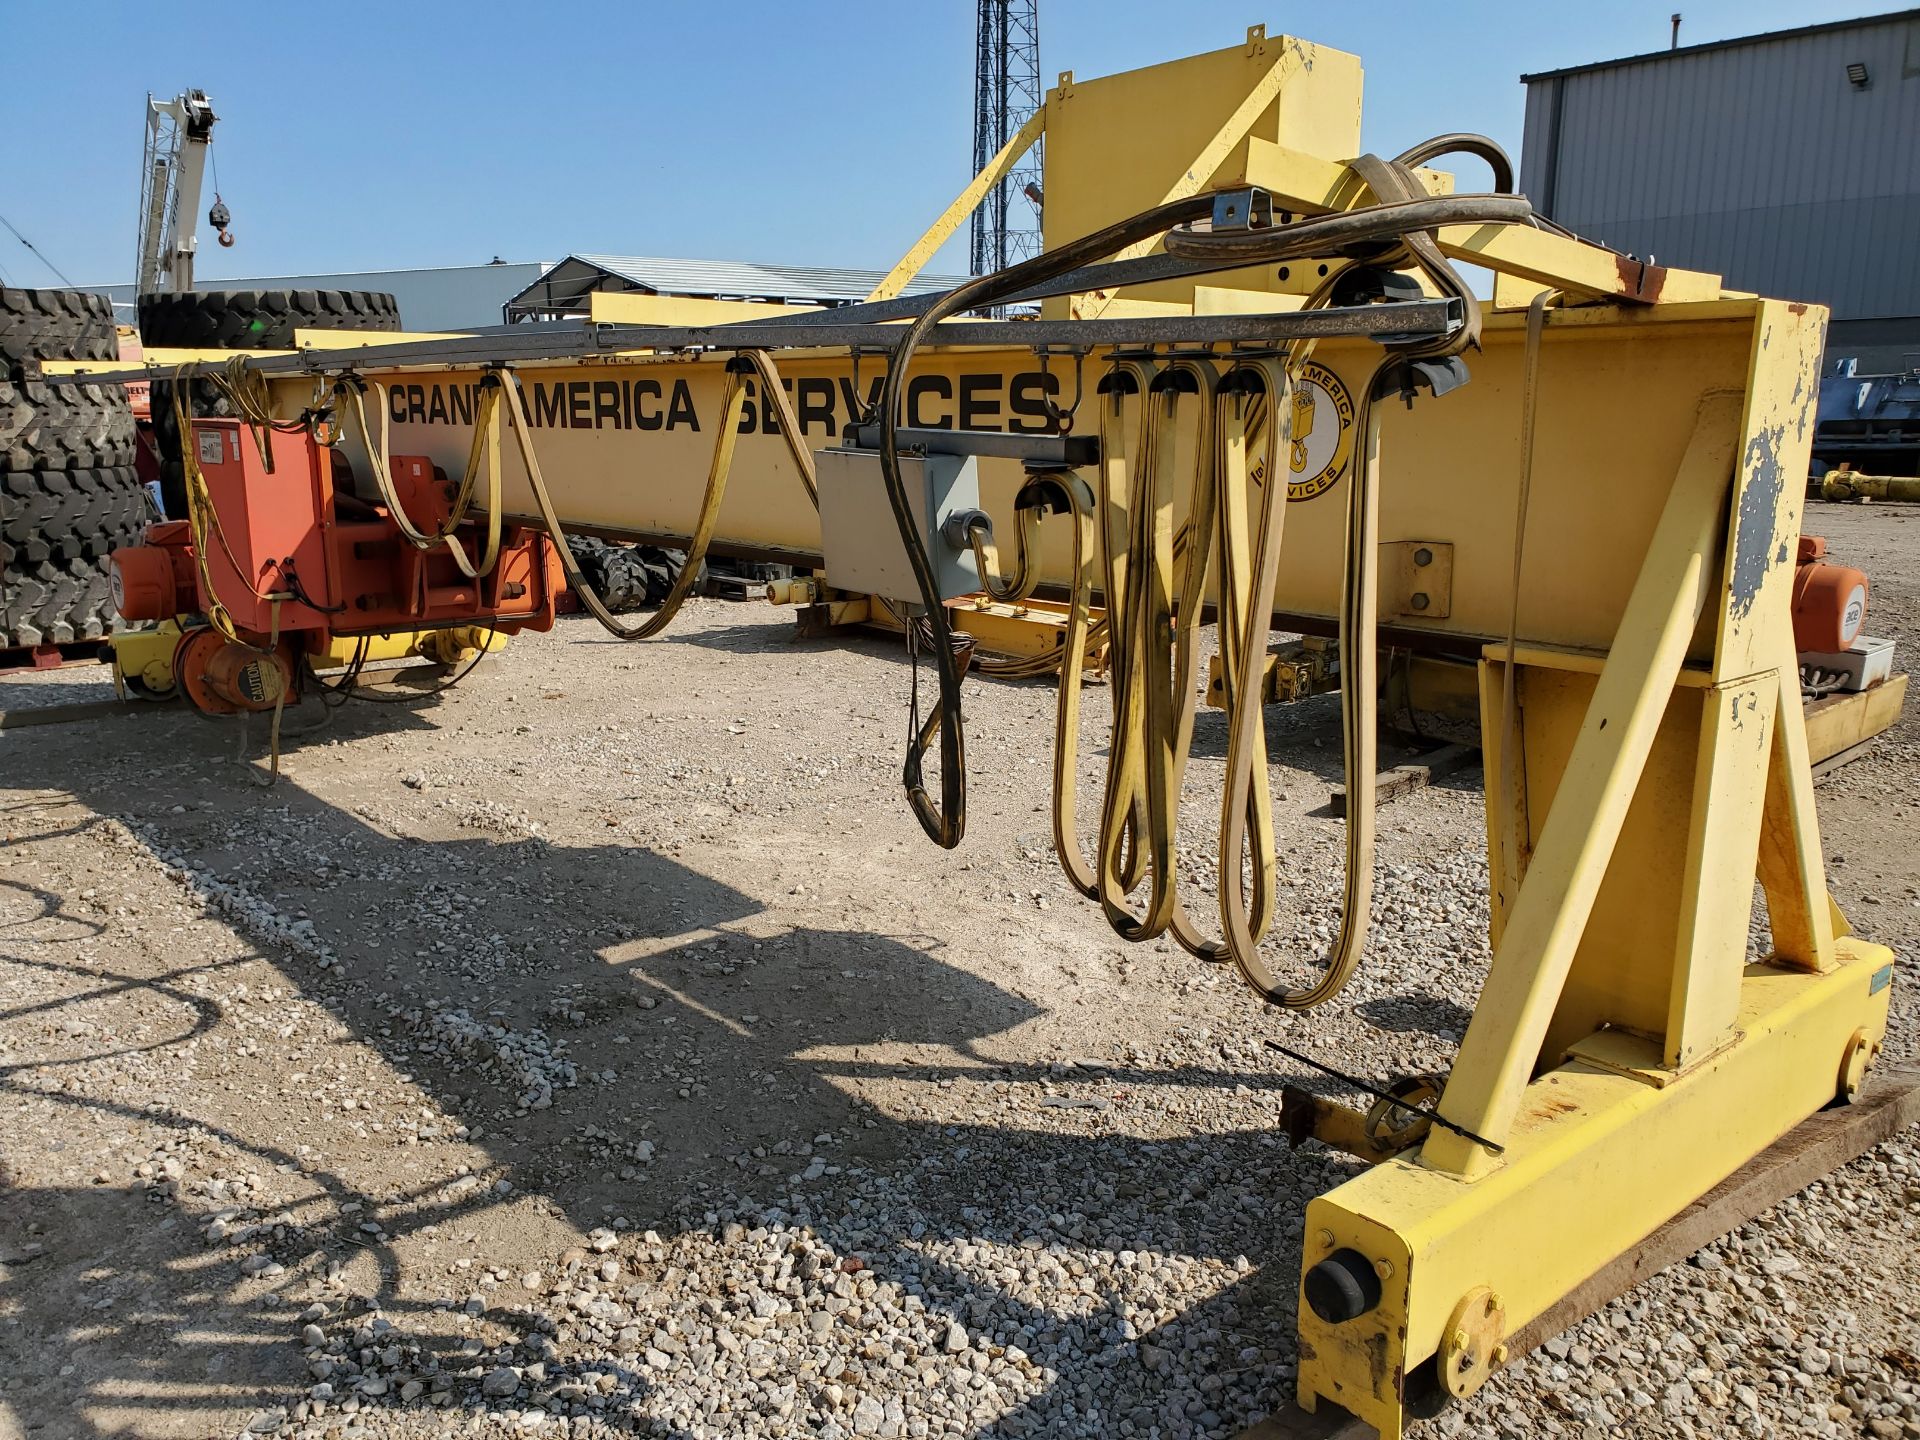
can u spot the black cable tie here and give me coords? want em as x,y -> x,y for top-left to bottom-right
1265,1039 -> 1505,1156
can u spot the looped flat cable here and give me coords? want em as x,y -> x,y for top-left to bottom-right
501,362 -> 745,640
1073,356 -> 1247,947
1046,468 -> 1106,897
1138,153 -> 1501,1006
874,189 -> 1228,850
1169,361 -> 1280,963
1217,358 -> 1392,1008
1053,357 -> 1281,961
1094,359 -> 1191,940
1089,360 -> 1155,902
334,373 -> 506,581
496,350 -> 818,642
964,508 -> 1043,604
1053,348 -> 1389,1006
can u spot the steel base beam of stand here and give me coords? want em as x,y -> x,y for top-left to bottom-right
1240,1062 -> 1920,1440
1296,945 -> 1894,1438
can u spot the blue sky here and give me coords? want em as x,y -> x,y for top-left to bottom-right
0,1 -> 1900,288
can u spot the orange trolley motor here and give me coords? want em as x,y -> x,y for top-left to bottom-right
110,418 -> 564,717
1791,535 -> 1869,655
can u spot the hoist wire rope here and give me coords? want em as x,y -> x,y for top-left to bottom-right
1497,288 -> 1562,885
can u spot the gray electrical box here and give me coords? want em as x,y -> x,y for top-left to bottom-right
816,447 -> 982,607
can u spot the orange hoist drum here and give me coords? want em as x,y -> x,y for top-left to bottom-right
174,627 -> 294,715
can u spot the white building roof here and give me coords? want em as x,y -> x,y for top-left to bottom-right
506,253 -> 968,317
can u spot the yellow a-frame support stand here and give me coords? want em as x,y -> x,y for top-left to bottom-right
1298,303 -> 1893,1436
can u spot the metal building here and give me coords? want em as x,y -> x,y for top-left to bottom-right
503,255 -> 969,323
1521,9 -> 1920,369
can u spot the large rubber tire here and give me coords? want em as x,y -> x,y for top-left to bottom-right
564,536 -> 693,612
142,288 -> 403,518
0,286 -> 118,367
0,291 -> 140,650
1,468 -> 149,569
0,554 -> 119,646
138,288 -> 401,350
149,375 -> 233,517
0,380 -> 137,471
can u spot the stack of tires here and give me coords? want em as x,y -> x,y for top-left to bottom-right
139,289 -> 403,518
0,286 -> 145,650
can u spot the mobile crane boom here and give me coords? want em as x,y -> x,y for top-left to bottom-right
135,88 -> 223,295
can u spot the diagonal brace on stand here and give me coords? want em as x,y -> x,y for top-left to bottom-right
1423,393 -> 1744,1178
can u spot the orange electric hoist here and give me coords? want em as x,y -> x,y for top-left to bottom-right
110,418 -> 563,714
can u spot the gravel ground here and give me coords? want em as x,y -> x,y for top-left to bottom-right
0,503 -> 1915,1440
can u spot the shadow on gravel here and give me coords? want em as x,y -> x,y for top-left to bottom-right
572,613 -> 903,666
1355,993 -> 1475,1041
0,676 -> 1348,1440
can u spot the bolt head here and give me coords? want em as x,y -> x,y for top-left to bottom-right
1411,592 -> 1430,611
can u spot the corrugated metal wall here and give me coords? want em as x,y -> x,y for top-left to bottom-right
1520,13 -> 1920,323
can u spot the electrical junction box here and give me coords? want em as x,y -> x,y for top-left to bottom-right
1800,635 -> 1896,692
815,446 -> 982,607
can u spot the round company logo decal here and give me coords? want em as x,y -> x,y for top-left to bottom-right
1284,361 -> 1356,502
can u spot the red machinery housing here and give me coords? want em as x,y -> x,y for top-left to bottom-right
111,418 -> 562,712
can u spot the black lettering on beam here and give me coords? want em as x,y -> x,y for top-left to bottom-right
796,378 -> 835,436
907,375 -> 953,429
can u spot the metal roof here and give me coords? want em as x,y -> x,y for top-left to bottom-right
506,254 -> 970,314
1521,7 -> 1920,83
